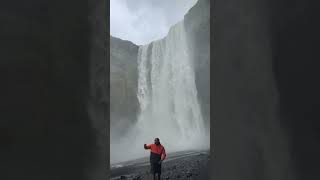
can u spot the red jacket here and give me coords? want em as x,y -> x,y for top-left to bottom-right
145,144 -> 166,161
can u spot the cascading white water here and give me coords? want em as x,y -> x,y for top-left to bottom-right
135,21 -> 209,152
110,20 -> 209,165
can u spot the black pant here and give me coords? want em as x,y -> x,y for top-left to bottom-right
150,162 -> 161,174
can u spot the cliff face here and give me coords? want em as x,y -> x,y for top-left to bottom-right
185,0 -> 210,125
110,36 -> 139,133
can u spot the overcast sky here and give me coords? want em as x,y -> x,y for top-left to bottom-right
110,0 -> 198,45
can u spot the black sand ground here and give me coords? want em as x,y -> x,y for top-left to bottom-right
111,151 -> 210,180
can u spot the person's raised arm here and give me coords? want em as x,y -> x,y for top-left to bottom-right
144,144 -> 151,149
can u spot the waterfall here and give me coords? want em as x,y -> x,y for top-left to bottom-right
135,20 -> 209,152
110,20 -> 209,164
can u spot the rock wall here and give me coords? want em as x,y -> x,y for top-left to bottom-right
110,36 -> 139,134
185,0 -> 210,126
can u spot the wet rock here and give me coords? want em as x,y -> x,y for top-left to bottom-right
120,175 -> 127,179
111,150 -> 210,180
132,174 -> 142,180
186,171 -> 192,178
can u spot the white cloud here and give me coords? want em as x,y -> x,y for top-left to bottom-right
110,0 -> 198,45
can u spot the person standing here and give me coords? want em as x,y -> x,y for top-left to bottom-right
144,138 -> 166,180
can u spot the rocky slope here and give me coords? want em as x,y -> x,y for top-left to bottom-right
111,151 -> 210,180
